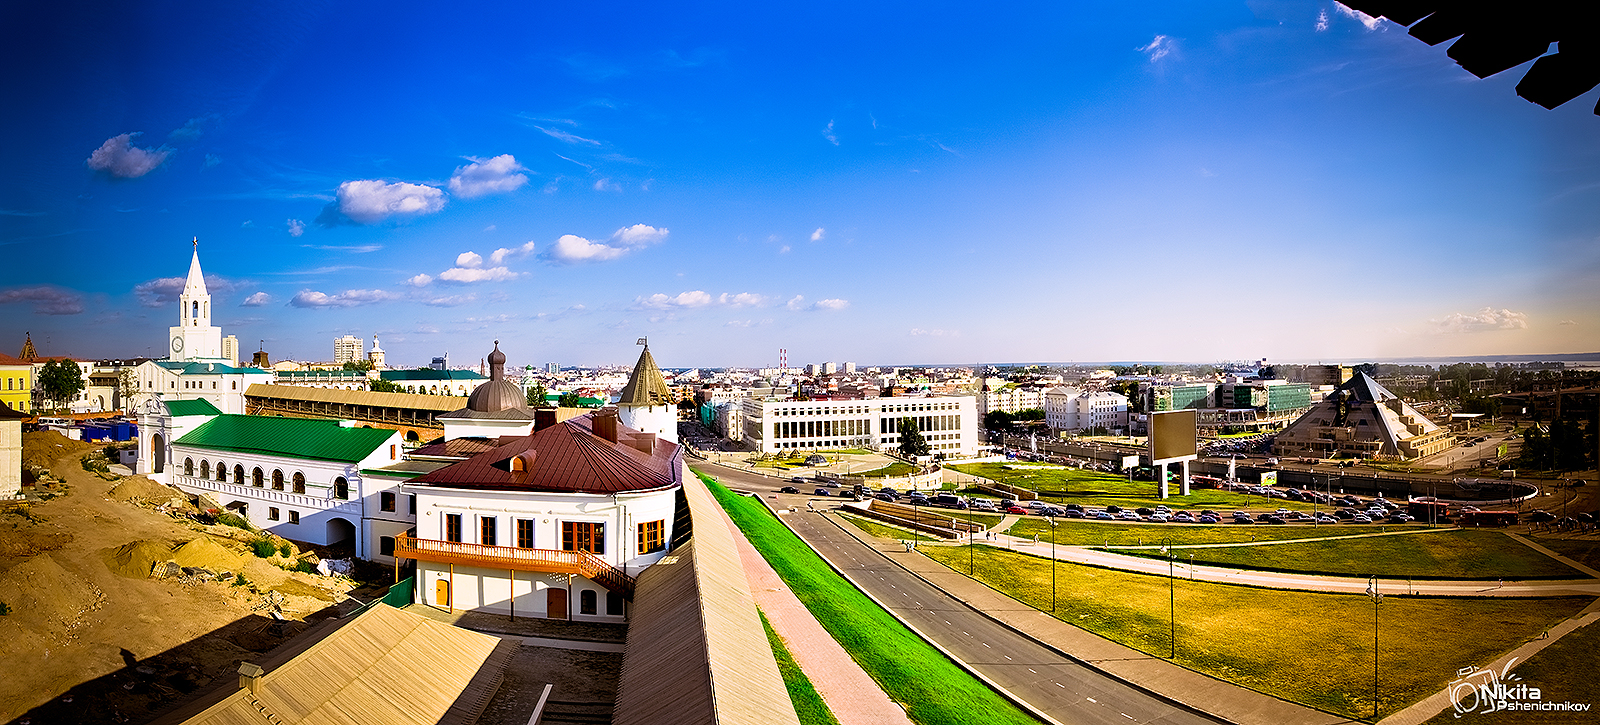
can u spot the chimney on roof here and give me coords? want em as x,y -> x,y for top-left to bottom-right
593,410 -> 619,443
238,662 -> 265,693
623,432 -> 656,455
534,408 -> 558,432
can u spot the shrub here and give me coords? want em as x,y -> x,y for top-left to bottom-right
0,600 -> 10,615
250,538 -> 276,558
278,542 -> 292,557
234,574 -> 250,588
295,560 -> 317,575
216,513 -> 252,530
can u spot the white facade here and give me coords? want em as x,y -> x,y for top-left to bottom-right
977,385 -> 1046,416
368,335 -> 386,369
741,395 -> 978,456
334,335 -> 365,364
132,360 -> 271,415
1044,386 -> 1129,432
168,245 -> 226,362
618,403 -> 675,445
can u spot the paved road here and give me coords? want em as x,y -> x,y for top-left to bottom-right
702,463 -> 1220,725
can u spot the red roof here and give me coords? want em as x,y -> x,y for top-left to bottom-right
411,413 -> 681,494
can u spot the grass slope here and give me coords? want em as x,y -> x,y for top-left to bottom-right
1523,535 -> 1600,571
761,610 -> 841,725
1005,517 -> 1411,546
949,462 -> 1319,511
1421,617 -> 1600,725
703,474 -> 1037,725
919,544 -> 1590,719
1109,530 -> 1580,580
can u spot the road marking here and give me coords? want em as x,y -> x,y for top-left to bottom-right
1028,668 -> 1037,673
1004,655 -> 1012,660
945,620 -> 951,625
1057,683 -> 1065,689
1087,697 -> 1097,703
1121,714 -> 1134,720
983,642 -> 990,648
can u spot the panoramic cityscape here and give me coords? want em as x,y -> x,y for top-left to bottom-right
2,3 -> 1598,725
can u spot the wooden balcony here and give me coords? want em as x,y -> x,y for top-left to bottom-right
395,534 -> 634,599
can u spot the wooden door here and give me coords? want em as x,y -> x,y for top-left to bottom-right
436,579 -> 450,608
546,588 -> 567,620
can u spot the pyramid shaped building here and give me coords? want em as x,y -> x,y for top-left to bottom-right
1274,373 -> 1454,460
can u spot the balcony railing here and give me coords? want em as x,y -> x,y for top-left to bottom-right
395,534 -> 634,599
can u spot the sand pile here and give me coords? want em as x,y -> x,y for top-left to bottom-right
109,475 -> 192,508
0,526 -> 73,558
0,553 -> 104,632
103,539 -> 177,578
171,537 -> 243,572
22,431 -> 98,469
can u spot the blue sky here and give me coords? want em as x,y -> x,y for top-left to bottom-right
3,1 -> 1597,369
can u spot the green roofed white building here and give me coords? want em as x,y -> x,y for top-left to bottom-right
142,402 -> 430,561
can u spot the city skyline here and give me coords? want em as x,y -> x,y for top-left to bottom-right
3,2 -> 1598,367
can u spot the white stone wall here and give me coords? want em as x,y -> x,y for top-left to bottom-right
0,419 -> 21,498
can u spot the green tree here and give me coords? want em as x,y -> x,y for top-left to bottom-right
1015,408 -> 1045,421
897,417 -> 930,458
342,359 -> 374,372
558,391 -> 582,408
984,410 -> 1016,430
37,359 -> 85,410
526,382 -> 549,407
369,378 -> 402,393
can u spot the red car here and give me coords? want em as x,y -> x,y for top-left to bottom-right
1006,506 -> 1029,515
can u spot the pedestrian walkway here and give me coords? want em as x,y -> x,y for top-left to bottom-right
712,487 -> 914,725
819,511 -> 1349,725
1377,597 -> 1600,725
1103,527 -> 1464,550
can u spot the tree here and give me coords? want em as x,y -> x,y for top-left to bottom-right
558,392 -> 582,408
117,368 -> 140,412
984,410 -> 1016,430
342,359 -> 374,372
526,382 -> 549,407
369,379 -> 402,393
897,417 -> 930,458
1015,408 -> 1045,421
37,359 -> 85,410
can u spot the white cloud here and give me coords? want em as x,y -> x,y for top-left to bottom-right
484,224 -> 497,232
1315,9 -> 1330,32
778,245 -> 791,254
287,219 -> 305,237
536,126 -> 601,145
0,285 -> 84,315
786,295 -> 806,311
86,133 -> 170,178
811,228 -> 826,242
1431,307 -> 1530,334
455,251 -> 484,269
489,240 -> 536,265
330,179 -> 446,224
725,320 -> 755,328
407,273 -> 434,287
593,177 -> 621,192
168,114 -> 218,141
438,266 -> 520,283
1137,35 -> 1175,63
822,120 -> 838,145
447,154 -> 529,198
637,290 -> 713,310
240,292 -> 272,307
288,288 -> 398,308
1559,319 -> 1578,326
423,293 -> 476,307
813,298 -> 849,311
133,275 -> 239,308
784,295 -> 848,311
543,224 -> 669,264
910,328 -> 959,337
1335,3 -> 1385,31
718,292 -> 769,307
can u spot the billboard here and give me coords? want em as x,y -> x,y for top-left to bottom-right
1148,409 -> 1198,461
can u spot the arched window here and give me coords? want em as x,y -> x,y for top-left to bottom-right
234,465 -> 245,485
184,458 -> 194,476
199,460 -> 210,479
580,589 -> 597,615
334,477 -> 349,500
272,470 -> 284,491
405,430 -> 420,442
252,467 -> 264,487
215,462 -> 226,482
292,472 -> 306,494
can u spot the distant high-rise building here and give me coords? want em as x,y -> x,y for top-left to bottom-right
221,335 -> 239,366
547,361 -> 559,374
805,363 -> 820,376
822,362 -> 837,375
843,361 -> 856,373
334,335 -> 364,364
431,354 -> 449,371
368,335 -> 386,369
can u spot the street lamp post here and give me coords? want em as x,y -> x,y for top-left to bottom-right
1162,538 -> 1175,659
1049,515 -> 1057,612
1368,575 -> 1383,720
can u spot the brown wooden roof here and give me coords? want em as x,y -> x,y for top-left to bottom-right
612,470 -> 799,725
616,346 -> 673,407
167,603 -> 516,725
411,412 -> 682,494
245,383 -> 467,412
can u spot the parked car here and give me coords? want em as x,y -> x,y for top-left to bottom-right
1063,510 -> 1085,519
1007,506 -> 1029,515
1352,514 -> 1372,524
1093,512 -> 1115,520
1135,507 -> 1155,516
1389,513 -> 1414,523
1147,514 -> 1169,523
1119,512 -> 1142,521
814,488 -> 831,496
779,486 -> 800,494
1198,515 -> 1219,524
1105,505 -> 1123,514
788,477 -> 808,483
1172,512 -> 1195,523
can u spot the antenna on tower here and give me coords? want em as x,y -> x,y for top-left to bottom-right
779,348 -> 787,372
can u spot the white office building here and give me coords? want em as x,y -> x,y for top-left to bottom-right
334,335 -> 365,364
1044,387 -> 1129,433
741,395 -> 978,457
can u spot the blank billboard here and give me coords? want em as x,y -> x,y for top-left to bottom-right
1149,409 -> 1198,461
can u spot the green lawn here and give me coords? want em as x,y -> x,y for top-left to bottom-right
840,511 -> 1004,540
703,473 -> 1037,725
919,544 -> 1591,719
948,462 -> 1319,512
761,610 -> 841,725
859,461 -> 921,478
1108,530 -> 1582,580
1005,517 -> 1410,547
1422,616 -> 1600,725
1522,535 -> 1600,571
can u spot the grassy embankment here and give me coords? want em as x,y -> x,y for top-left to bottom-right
918,544 -> 1591,719
703,473 -> 1038,725
948,462 -> 1322,512
1420,617 -> 1600,725
761,611 -> 841,725
1523,535 -> 1600,571
1004,517 -> 1416,546
1108,530 -> 1582,580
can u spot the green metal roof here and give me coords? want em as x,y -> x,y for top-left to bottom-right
165,399 -> 222,416
380,369 -> 487,382
175,415 -> 397,463
157,361 -> 270,375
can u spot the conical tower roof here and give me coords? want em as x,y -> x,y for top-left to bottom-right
185,238 -> 208,295
18,333 -> 36,361
617,345 -> 672,406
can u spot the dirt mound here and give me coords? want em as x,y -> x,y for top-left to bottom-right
109,476 -> 191,508
0,524 -> 73,558
171,537 -> 243,572
22,430 -> 98,469
0,552 -> 104,629
103,539 -> 177,578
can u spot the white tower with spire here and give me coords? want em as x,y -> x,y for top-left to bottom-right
616,340 -> 677,445
167,239 -> 225,361
368,334 -> 387,369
